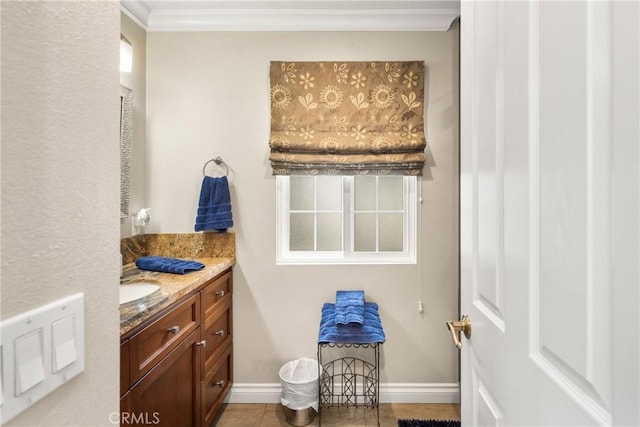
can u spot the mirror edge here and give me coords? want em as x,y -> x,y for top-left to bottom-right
120,85 -> 133,219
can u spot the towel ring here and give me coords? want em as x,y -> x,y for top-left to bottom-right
202,156 -> 229,177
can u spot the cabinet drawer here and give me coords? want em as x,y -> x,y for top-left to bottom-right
201,270 -> 232,324
202,302 -> 232,375
201,342 -> 232,427
129,294 -> 200,385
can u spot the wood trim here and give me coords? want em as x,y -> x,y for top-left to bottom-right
128,294 -> 200,385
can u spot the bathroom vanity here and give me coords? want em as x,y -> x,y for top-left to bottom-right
119,233 -> 235,426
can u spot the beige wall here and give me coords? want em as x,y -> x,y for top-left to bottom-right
1,1 -> 120,425
146,28 -> 459,384
120,13 -> 147,238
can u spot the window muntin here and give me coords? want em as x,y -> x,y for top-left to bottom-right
277,176 -> 416,264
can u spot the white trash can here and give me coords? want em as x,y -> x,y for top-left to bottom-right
279,358 -> 321,426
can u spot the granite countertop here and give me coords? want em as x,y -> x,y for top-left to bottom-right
119,257 -> 235,337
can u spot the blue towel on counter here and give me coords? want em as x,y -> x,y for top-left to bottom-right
135,256 -> 205,275
195,176 -> 233,232
318,302 -> 386,344
335,290 -> 365,326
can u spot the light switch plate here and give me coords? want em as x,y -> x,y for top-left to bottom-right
14,329 -> 46,395
51,315 -> 77,373
0,293 -> 84,424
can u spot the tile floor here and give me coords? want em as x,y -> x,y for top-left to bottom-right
212,403 -> 460,427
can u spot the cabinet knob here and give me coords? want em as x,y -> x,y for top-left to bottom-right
195,340 -> 207,348
215,330 -> 225,337
168,325 -> 180,334
215,290 -> 225,297
214,380 -> 225,388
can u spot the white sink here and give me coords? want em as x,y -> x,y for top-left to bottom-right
119,283 -> 160,304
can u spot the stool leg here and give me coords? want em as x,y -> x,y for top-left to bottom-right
317,344 -> 322,427
375,344 -> 380,427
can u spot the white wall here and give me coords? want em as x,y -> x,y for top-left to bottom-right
120,13 -> 147,238
146,28 -> 459,386
1,1 -> 120,425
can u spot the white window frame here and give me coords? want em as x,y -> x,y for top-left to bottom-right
276,176 -> 417,265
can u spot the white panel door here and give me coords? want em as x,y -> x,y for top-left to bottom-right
460,1 -> 639,426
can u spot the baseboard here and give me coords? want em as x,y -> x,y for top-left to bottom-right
226,383 -> 459,404
380,383 -> 460,403
226,383 -> 282,404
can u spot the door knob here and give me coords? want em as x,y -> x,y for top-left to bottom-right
446,315 -> 471,349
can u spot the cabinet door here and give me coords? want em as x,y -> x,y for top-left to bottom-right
120,340 -> 129,397
120,392 -> 131,425
128,328 -> 202,427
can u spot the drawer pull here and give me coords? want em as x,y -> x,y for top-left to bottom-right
215,290 -> 225,297
168,326 -> 180,334
195,340 -> 207,348
215,330 -> 225,337
214,380 -> 225,388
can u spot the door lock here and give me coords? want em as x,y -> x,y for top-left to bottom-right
446,315 -> 472,349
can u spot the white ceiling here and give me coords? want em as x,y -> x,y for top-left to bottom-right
120,0 -> 460,32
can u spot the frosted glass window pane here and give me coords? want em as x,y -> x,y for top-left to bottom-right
354,213 -> 376,252
290,176 -> 314,210
379,213 -> 403,251
317,176 -> 342,211
378,176 -> 403,210
317,213 -> 342,251
354,176 -> 376,210
290,213 -> 314,250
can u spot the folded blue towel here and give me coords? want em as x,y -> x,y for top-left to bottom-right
322,302 -> 378,315
318,302 -> 386,344
335,290 -> 365,326
195,176 -> 233,232
321,303 -> 382,327
336,290 -> 365,305
135,256 -> 205,275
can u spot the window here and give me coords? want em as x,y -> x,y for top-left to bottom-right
276,176 -> 417,264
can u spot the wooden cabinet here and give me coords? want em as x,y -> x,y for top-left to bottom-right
120,341 -> 129,396
200,271 -> 233,426
201,342 -> 232,426
201,271 -> 233,375
129,328 -> 201,426
129,294 -> 200,385
120,269 -> 233,427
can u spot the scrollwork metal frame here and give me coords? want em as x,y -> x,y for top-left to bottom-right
317,342 -> 380,426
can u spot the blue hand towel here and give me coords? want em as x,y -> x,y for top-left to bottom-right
335,290 -> 365,326
135,256 -> 205,275
318,302 -> 386,344
195,176 -> 233,232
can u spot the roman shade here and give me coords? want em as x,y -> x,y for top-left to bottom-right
269,61 -> 426,175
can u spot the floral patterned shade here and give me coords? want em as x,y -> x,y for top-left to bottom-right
269,61 -> 426,175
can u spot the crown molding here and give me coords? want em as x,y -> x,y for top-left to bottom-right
120,1 -> 150,30
120,1 -> 460,32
